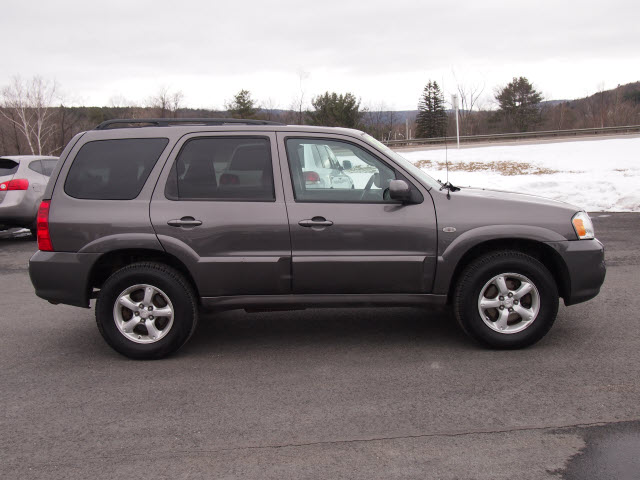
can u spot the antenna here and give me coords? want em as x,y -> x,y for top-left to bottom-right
444,127 -> 449,185
444,116 -> 450,199
438,104 -> 460,198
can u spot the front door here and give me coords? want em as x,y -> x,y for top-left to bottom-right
150,132 -> 291,297
276,133 -> 438,294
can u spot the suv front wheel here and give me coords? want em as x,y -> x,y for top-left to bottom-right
453,251 -> 559,349
96,262 -> 198,359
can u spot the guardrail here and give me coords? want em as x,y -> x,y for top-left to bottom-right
384,124 -> 640,147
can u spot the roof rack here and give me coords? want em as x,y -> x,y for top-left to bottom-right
95,118 -> 284,130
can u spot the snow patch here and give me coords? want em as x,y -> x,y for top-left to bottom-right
397,137 -> 640,212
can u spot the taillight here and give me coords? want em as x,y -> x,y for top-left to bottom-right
37,200 -> 53,251
0,179 -> 29,191
304,171 -> 320,183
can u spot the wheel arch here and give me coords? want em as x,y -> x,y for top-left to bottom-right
442,238 -> 571,304
88,248 -> 200,301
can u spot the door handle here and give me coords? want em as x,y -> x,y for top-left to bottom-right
167,217 -> 202,227
298,217 -> 333,227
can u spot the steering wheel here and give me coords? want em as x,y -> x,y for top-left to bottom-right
359,174 -> 376,201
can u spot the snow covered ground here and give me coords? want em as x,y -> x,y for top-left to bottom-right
395,137 -> 640,212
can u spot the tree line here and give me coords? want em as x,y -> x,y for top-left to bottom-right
1,75 -> 639,156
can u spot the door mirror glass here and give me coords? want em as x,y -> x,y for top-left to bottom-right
341,160 -> 352,170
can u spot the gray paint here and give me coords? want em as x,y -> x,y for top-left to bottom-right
275,131 -> 438,294
28,251 -> 100,307
29,124 -> 605,310
150,131 -> 292,296
546,238 -> 606,305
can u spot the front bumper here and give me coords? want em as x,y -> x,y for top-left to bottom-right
546,238 -> 606,306
29,251 -> 101,308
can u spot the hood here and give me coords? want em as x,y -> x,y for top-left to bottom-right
431,185 -> 582,244
455,187 -> 580,211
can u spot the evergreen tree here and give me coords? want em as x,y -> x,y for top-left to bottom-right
495,77 -> 543,132
225,89 -> 258,119
415,81 -> 447,138
308,92 -> 362,128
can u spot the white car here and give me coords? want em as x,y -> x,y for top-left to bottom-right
299,143 -> 354,189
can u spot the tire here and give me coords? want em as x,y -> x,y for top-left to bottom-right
96,262 -> 198,359
29,228 -> 37,239
453,251 -> 558,349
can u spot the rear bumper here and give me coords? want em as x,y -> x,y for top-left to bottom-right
29,251 -> 101,308
546,238 -> 606,306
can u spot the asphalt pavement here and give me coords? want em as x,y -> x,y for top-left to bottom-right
1,213 -> 639,479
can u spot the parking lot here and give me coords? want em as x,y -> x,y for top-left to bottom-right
1,213 -> 639,479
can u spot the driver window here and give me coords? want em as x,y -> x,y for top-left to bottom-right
285,138 -> 397,203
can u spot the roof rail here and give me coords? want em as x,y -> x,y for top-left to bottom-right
95,118 -> 285,130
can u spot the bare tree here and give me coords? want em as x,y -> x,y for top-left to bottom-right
454,76 -> 485,135
147,86 -> 184,118
551,102 -> 569,130
54,105 -> 87,155
108,94 -> 134,108
291,69 -> 309,124
0,76 -> 58,155
362,101 -> 389,140
261,97 -> 279,121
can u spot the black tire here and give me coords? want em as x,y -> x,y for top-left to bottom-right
453,251 -> 558,349
96,262 -> 198,359
29,228 -> 37,239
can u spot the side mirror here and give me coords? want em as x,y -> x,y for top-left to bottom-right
388,179 -> 412,203
341,160 -> 352,170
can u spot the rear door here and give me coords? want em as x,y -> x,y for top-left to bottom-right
276,132 -> 438,294
150,132 -> 291,297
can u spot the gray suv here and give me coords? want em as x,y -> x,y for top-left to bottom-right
28,119 -> 606,359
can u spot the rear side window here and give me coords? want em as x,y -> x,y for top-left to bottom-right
65,138 -> 168,200
0,159 -> 19,176
28,161 -> 43,174
165,137 -> 275,201
41,159 -> 57,177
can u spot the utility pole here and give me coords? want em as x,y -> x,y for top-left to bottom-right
405,118 -> 409,141
452,94 -> 460,149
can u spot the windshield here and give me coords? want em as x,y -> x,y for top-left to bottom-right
361,133 -> 441,190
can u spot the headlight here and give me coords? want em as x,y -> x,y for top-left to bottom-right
572,211 -> 594,240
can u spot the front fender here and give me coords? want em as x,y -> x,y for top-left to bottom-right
432,224 -> 567,294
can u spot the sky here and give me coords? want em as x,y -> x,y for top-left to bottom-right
4,0 -> 639,111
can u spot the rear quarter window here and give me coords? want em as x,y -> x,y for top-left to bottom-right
41,159 -> 58,177
64,138 -> 168,200
28,160 -> 44,174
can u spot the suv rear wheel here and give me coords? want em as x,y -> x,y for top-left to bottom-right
453,251 -> 558,349
96,262 -> 198,359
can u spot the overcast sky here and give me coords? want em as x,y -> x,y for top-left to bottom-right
4,0 -> 639,110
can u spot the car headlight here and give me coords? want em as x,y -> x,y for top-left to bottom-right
572,211 -> 594,240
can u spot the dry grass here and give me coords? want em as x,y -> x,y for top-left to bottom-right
413,159 -> 559,176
